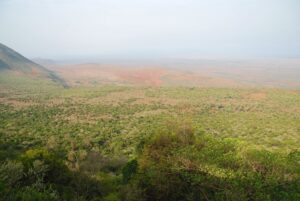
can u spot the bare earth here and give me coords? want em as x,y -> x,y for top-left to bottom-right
46,59 -> 300,89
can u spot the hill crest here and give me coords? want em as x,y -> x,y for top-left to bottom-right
0,43 -> 67,87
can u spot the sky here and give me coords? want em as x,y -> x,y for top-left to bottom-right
0,0 -> 300,60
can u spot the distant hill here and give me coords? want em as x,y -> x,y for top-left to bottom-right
0,43 -> 67,87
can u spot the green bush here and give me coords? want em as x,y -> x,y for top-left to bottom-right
123,126 -> 300,201
122,159 -> 138,184
0,160 -> 24,187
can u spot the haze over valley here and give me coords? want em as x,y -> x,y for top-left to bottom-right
0,1 -> 300,201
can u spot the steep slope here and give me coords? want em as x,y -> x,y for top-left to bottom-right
0,43 -> 67,87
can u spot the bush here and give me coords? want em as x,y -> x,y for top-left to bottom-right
122,159 -> 138,184
123,125 -> 300,201
0,160 -> 24,187
9,187 -> 59,201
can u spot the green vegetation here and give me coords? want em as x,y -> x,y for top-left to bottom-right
123,125 -> 300,201
0,79 -> 299,200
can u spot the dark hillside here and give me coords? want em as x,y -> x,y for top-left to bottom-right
0,43 -> 67,87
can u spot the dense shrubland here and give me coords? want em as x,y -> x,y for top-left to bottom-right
0,122 -> 299,200
122,122 -> 300,201
0,83 -> 300,200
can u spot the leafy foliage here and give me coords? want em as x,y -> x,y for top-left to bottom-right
0,82 -> 300,200
124,126 -> 300,201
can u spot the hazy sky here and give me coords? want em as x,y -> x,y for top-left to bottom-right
0,0 -> 300,59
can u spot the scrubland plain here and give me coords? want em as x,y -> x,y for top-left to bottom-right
0,44 -> 300,200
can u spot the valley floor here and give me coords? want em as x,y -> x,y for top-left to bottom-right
0,80 -> 299,200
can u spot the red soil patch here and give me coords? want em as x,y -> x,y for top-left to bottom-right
246,92 -> 267,100
114,68 -> 166,86
31,68 -> 39,76
49,64 -> 167,86
48,63 -> 240,87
